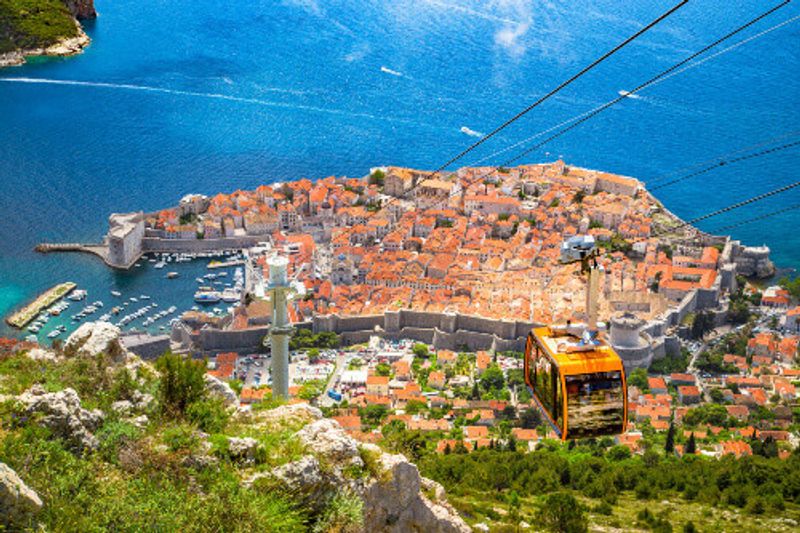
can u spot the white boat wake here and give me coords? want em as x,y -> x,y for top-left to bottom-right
460,126 -> 483,138
0,76 -> 408,124
380,66 -> 403,77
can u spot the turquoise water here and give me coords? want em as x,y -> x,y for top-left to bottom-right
1,1 -> 799,339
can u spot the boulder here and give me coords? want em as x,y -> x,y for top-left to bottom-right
265,455 -> 333,512
18,386 -> 104,452
296,418 -> 361,467
25,348 -> 61,363
227,437 -> 260,464
111,400 -> 134,417
130,390 -> 154,411
363,453 -> 470,533
0,462 -> 43,528
128,415 -> 149,429
65,322 -> 128,363
63,0 -> 97,20
204,374 -> 238,407
249,402 -> 322,430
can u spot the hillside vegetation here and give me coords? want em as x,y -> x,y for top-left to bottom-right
0,0 -> 80,54
0,323 -> 468,532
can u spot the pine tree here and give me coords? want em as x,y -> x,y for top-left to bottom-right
665,422 -> 675,453
444,442 -> 452,455
685,432 -> 696,455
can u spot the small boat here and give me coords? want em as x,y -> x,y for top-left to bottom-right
111,290 -> 122,297
130,297 -> 138,303
140,295 -> 150,300
47,330 -> 61,339
167,272 -> 179,279
68,289 -> 88,301
154,261 -> 166,269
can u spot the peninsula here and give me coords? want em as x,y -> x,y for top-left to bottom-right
0,0 -> 96,68
38,161 -> 777,371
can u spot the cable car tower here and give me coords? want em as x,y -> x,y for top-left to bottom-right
524,235 -> 628,440
264,255 -> 305,399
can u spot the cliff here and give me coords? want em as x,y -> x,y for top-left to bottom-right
0,0 -> 95,68
0,322 -> 469,532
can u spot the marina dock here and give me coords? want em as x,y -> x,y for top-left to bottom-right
5,282 -> 77,329
208,259 -> 245,269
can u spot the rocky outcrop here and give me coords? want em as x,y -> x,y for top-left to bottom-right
227,437 -> 260,464
0,25 -> 91,68
0,462 -> 42,528
297,418 -> 362,467
18,386 -> 104,453
63,0 -> 97,20
241,401 -> 323,432
261,415 -> 470,533
65,321 -> 128,363
204,374 -> 238,407
25,347 -> 62,363
362,450 -> 469,533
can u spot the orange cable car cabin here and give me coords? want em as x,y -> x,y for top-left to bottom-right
524,325 -> 627,440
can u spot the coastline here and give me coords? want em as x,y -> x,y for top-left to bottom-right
0,26 -> 90,68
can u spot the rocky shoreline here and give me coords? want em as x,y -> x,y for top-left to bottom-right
0,0 -> 95,68
0,27 -> 90,68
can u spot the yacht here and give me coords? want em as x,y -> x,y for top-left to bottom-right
194,287 -> 221,304
111,290 -> 122,297
68,289 -> 88,301
167,272 -> 179,279
221,287 -> 241,303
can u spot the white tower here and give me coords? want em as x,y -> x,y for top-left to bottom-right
266,255 -> 303,399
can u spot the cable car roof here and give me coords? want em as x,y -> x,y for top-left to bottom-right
531,326 -> 624,376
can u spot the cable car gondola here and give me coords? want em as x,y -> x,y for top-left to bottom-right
524,325 -> 627,440
523,235 -> 627,440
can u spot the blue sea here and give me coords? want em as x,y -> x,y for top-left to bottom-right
1,0 -> 799,340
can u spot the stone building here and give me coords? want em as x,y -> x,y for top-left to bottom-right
106,212 -> 144,268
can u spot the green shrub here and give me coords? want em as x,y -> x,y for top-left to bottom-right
96,421 -> 140,463
187,398 -> 230,433
155,353 -> 207,417
537,492 -> 587,533
313,489 -> 363,533
162,423 -> 200,452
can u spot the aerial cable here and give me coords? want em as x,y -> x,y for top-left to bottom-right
631,179 -> 800,247
647,128 -> 800,185
495,0 -> 792,170
335,1 -> 688,242
422,0 -> 688,180
650,138 -> 800,191
710,203 -> 800,233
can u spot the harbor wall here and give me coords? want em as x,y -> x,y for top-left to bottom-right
142,236 -> 267,253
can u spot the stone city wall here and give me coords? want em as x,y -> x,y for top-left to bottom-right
142,236 -> 267,253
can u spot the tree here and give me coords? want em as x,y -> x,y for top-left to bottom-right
155,352 -> 207,417
665,422 -> 675,453
360,404 -> 389,428
368,169 -> 385,186
628,368 -> 649,391
375,362 -> 392,377
519,407 -> 542,429
685,433 -> 696,455
412,343 -> 430,359
537,492 -> 588,533
470,380 -> 481,400
480,364 -> 505,392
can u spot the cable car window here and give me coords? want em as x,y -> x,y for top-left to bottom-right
533,346 -> 554,417
565,371 -> 625,438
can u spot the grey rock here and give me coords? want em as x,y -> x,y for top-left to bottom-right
204,374 -> 238,407
227,437 -> 260,464
18,386 -> 104,452
65,322 -> 128,363
111,400 -> 134,416
0,462 -> 42,528
127,415 -> 149,429
296,418 -> 362,466
25,348 -> 61,363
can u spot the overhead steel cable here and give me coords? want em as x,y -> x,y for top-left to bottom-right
421,0 -> 689,180
334,1 -> 688,242
494,0 -> 792,171
650,138 -> 800,191
646,128 -> 800,185
633,179 -> 800,246
471,11 -> 800,169
710,203 -> 800,233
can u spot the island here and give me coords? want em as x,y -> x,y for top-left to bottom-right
0,0 -> 96,68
